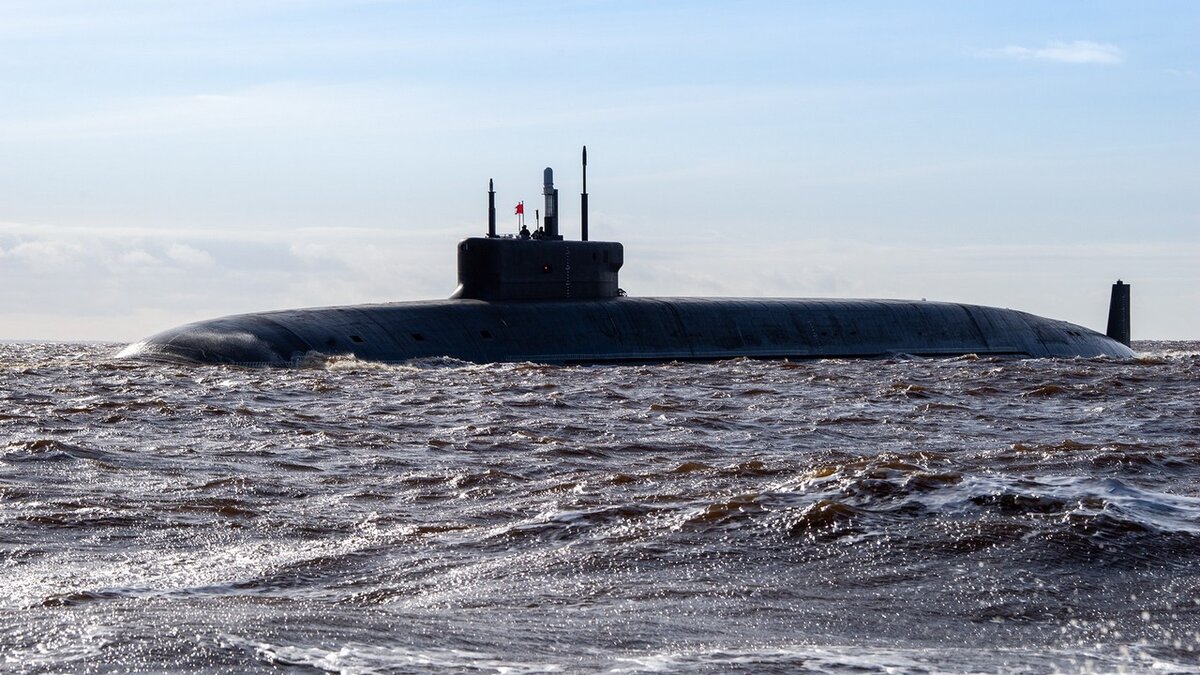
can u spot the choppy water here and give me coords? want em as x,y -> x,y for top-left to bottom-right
1,342 -> 1198,673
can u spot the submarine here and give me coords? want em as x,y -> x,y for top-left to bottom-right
119,148 -> 1135,366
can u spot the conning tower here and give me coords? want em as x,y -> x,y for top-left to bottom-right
452,147 -> 623,301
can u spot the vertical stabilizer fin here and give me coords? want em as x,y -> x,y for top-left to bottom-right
1106,280 -> 1131,347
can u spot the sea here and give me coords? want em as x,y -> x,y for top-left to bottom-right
1,341 -> 1197,674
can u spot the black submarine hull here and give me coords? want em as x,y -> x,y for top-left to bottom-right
118,297 -> 1134,366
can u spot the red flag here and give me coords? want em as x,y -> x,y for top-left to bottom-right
515,201 -> 524,215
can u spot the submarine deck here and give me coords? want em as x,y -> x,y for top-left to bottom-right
119,296 -> 1134,366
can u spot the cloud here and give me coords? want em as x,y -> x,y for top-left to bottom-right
166,243 -> 214,267
0,220 -> 457,339
119,249 -> 160,267
9,239 -> 85,266
984,40 -> 1124,65
289,242 -> 332,262
0,89 -> 308,142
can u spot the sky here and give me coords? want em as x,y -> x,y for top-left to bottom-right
1,0 -> 1197,341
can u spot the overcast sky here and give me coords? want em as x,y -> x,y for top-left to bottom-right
2,0 -> 1197,341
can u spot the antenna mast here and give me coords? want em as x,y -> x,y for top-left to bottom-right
487,179 -> 496,237
581,146 -> 589,241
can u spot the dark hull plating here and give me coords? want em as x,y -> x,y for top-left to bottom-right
119,297 -> 1134,366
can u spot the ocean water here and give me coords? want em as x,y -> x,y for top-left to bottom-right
1,341 -> 1198,673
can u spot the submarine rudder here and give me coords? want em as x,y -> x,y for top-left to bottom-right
1106,280 -> 1132,347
